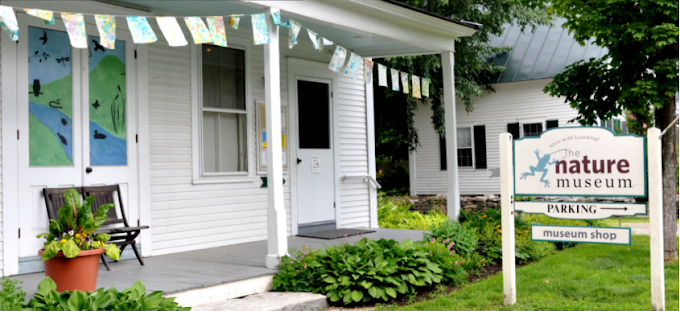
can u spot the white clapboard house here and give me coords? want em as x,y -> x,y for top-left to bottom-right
0,0 -> 481,276
409,19 -> 621,196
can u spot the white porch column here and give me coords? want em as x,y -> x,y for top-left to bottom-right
441,51 -> 461,220
264,7 -> 288,269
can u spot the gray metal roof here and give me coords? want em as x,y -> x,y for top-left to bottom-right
489,18 -> 608,83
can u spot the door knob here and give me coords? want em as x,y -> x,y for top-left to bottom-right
85,167 -> 93,173
297,158 -> 302,164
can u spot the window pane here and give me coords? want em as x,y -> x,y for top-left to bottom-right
202,46 -> 245,110
457,127 -> 471,148
298,80 -> 330,149
523,123 -> 543,137
29,27 -> 73,166
202,111 -> 247,173
457,149 -> 473,167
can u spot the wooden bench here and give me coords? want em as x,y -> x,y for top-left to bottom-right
43,185 -> 149,271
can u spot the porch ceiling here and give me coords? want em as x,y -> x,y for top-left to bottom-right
109,0 -> 476,57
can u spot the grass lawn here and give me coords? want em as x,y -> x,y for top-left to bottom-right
382,235 -> 679,311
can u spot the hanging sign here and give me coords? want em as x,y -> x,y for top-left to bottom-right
514,201 -> 647,220
514,127 -> 646,197
531,225 -> 631,245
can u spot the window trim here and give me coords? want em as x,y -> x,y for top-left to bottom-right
518,119 -> 546,138
191,38 -> 253,183
456,126 -> 475,169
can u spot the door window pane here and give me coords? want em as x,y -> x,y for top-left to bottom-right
28,27 -> 73,166
298,80 -> 330,149
202,46 -> 245,110
89,36 -> 127,165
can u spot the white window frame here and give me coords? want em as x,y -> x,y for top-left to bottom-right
190,37 -> 255,184
456,125 -> 475,169
599,117 -> 628,134
518,119 -> 546,138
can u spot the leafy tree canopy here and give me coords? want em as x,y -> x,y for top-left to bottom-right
374,0 -> 554,161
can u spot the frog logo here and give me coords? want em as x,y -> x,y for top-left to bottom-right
519,149 -> 566,187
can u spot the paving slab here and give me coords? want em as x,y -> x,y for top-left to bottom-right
193,292 -> 328,311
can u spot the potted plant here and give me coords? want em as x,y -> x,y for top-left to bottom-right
37,188 -> 121,292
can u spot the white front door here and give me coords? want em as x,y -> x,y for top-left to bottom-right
295,78 -> 336,226
17,16 -> 138,259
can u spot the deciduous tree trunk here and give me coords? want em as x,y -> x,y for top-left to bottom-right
655,94 -> 678,261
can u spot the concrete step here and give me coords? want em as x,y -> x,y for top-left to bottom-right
192,292 -> 329,311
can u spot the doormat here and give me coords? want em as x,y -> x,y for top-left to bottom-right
297,228 -> 376,240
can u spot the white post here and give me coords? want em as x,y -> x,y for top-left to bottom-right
499,133 -> 516,305
441,51 -> 461,220
647,127 -> 665,311
366,59 -> 379,228
264,7 -> 288,269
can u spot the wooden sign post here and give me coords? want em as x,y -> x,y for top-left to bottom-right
499,127 -> 665,310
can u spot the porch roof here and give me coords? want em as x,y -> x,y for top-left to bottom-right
12,229 -> 425,305
110,0 -> 479,57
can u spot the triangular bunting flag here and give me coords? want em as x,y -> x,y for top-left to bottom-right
364,59 -> 374,84
156,16 -> 188,46
229,15 -> 242,29
411,75 -> 421,98
126,16 -> 157,44
319,37 -> 333,51
94,15 -> 116,49
287,19 -> 301,49
0,6 -> 19,41
307,29 -> 321,50
61,12 -> 87,48
184,17 -> 213,44
251,13 -> 270,45
271,9 -> 283,26
400,71 -> 409,94
24,8 -> 55,25
206,16 -> 227,47
378,64 -> 388,87
343,52 -> 362,80
328,46 -> 347,72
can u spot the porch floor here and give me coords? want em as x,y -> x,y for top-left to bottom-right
12,228 -> 424,299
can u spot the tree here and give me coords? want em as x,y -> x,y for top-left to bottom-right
374,0 -> 554,154
545,0 -> 678,260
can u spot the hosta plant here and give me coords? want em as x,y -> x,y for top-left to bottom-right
37,189 -> 121,261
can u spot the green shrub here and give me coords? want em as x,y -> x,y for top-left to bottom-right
26,277 -> 190,311
378,197 -> 447,230
273,246 -> 323,293
416,239 -> 468,285
0,277 -> 25,311
423,220 -> 478,256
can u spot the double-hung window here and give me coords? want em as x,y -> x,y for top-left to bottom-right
200,45 -> 247,174
456,127 -> 473,167
522,122 -> 543,137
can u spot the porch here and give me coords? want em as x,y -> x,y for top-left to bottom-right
11,228 -> 424,306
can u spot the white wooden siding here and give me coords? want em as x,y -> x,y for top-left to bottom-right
147,28 -> 370,255
0,38 -> 4,275
411,79 -> 579,195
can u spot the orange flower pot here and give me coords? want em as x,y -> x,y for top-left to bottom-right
38,247 -> 105,292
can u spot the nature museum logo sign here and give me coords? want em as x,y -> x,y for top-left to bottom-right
514,127 -> 646,197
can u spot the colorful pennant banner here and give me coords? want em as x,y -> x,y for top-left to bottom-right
184,17 -> 213,44
422,78 -> 431,97
390,69 -> 400,91
0,5 -> 18,41
229,15 -> 242,29
62,13 -> 87,48
127,16 -> 157,44
364,59 -> 374,84
207,16 -> 227,47
411,75 -> 421,98
156,16 -> 188,46
400,71 -> 410,94
344,52 -> 363,80
328,46 -> 347,72
94,15 -> 116,49
378,64 -> 388,87
24,8 -> 54,25
287,19 -> 301,49
251,13 -> 270,45
307,29 -> 320,50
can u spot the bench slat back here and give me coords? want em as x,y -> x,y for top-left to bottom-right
43,187 -> 83,221
83,185 -> 126,226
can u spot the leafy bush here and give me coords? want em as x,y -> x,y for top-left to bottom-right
27,277 -> 190,311
0,277 -> 25,311
378,197 -> 447,230
37,189 -> 120,261
272,246 -> 322,293
416,239 -> 468,285
423,220 -> 478,256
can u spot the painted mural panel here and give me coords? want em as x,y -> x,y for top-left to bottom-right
89,36 -> 127,165
28,27 -> 73,166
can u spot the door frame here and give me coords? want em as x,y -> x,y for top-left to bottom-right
287,58 -> 342,236
1,4 -> 151,275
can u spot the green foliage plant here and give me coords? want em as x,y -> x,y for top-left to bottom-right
377,197 -> 447,230
26,277 -> 190,311
0,277 -> 26,311
37,189 -> 121,261
423,220 -> 478,256
272,246 -> 322,293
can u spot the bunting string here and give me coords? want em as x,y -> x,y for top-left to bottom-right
1,5 -> 435,99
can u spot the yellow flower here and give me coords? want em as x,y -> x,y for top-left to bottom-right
75,233 -> 81,239
60,239 -> 67,244
498,229 -> 502,233
482,215 -> 487,218
496,225 -> 500,228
